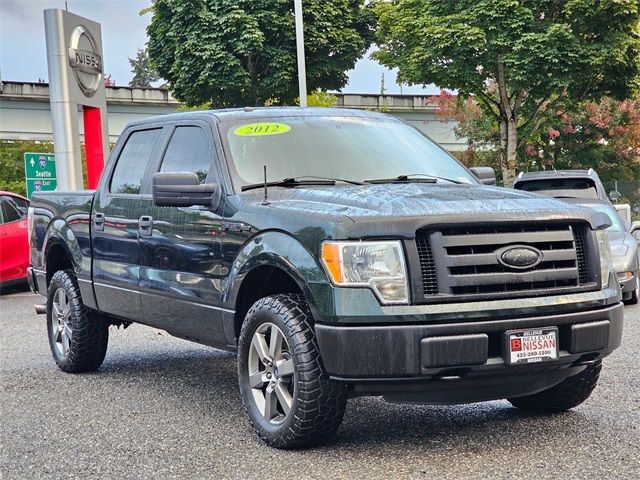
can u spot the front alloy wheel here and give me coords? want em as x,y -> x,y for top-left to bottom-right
238,294 -> 347,448
248,323 -> 296,424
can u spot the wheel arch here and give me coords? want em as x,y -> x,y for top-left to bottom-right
223,231 -> 329,344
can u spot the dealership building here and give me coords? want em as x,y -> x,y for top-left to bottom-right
0,80 -> 466,150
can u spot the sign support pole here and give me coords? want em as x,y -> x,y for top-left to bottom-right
44,9 -> 83,190
83,106 -> 104,189
294,0 -> 307,107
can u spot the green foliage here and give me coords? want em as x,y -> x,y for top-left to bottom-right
0,141 -> 92,196
374,0 -> 640,183
177,102 -> 213,112
147,0 -> 375,107
129,47 -> 160,88
0,141 -> 54,196
296,90 -> 337,107
375,0 -> 640,101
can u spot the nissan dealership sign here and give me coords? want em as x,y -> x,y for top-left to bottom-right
67,25 -> 103,97
44,9 -> 109,191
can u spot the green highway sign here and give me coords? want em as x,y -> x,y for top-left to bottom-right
24,153 -> 58,198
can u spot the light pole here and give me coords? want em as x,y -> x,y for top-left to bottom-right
294,0 -> 308,107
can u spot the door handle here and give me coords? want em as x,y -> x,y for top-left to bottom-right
138,215 -> 153,237
93,212 -> 105,231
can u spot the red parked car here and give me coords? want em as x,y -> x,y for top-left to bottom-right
0,192 -> 30,291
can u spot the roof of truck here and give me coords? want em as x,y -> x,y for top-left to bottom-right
127,107 -> 393,128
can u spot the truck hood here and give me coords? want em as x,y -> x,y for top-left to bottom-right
232,183 -> 610,238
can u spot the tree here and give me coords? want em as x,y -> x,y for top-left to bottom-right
146,0 -> 375,107
104,74 -> 116,87
129,47 -> 160,88
374,0 -> 640,185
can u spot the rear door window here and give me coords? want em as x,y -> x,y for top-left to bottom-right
110,128 -> 162,194
159,126 -> 214,184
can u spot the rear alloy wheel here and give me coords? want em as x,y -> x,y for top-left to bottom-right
51,287 -> 73,358
238,294 -> 347,449
46,269 -> 109,373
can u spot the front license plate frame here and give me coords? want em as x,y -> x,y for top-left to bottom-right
504,327 -> 559,365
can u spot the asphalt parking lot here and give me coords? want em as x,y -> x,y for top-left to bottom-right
1,290 -> 638,480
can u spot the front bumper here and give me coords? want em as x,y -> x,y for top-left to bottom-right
315,300 -> 624,403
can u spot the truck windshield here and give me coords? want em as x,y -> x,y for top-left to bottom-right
220,115 -> 476,189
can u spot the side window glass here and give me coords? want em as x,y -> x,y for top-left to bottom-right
12,197 -> 29,219
110,128 -> 162,194
160,126 -> 213,184
0,196 -> 23,223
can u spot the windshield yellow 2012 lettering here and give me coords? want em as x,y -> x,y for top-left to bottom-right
234,123 -> 291,137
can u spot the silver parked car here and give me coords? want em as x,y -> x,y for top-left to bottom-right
565,199 -> 639,304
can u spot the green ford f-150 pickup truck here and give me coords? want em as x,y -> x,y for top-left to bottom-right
28,108 -> 623,448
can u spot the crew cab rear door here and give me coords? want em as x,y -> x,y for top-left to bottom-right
137,121 -> 226,346
91,125 -> 166,321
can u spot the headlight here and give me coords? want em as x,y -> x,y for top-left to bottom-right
321,240 -> 409,304
596,230 -> 613,288
616,271 -> 634,282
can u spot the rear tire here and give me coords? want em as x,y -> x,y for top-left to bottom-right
237,294 -> 347,449
508,361 -> 602,413
46,269 -> 109,373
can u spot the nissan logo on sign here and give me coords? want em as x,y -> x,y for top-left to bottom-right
67,25 -> 103,97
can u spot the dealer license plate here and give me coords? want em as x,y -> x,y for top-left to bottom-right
505,327 -> 559,365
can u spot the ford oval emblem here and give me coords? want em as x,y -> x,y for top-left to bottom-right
496,245 -> 543,270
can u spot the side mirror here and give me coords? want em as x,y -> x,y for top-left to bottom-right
469,167 -> 497,186
152,172 -> 220,209
609,190 -> 621,202
631,221 -> 640,234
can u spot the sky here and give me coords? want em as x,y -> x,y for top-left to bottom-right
0,0 -> 438,95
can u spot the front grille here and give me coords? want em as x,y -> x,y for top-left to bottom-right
415,222 -> 595,301
573,228 -> 590,284
416,235 -> 438,295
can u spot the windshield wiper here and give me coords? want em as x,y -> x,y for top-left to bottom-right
241,176 -> 363,192
364,174 -> 464,185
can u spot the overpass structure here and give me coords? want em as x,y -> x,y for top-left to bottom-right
0,81 -> 466,150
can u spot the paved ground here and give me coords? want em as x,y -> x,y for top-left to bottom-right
1,289 -> 638,479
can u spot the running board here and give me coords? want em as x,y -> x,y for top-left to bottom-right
34,304 -> 46,315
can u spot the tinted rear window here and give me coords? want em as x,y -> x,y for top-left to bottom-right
110,128 -> 162,194
515,178 -> 598,199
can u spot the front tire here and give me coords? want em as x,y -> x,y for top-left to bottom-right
237,294 -> 347,449
46,269 -> 109,373
508,361 -> 602,413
